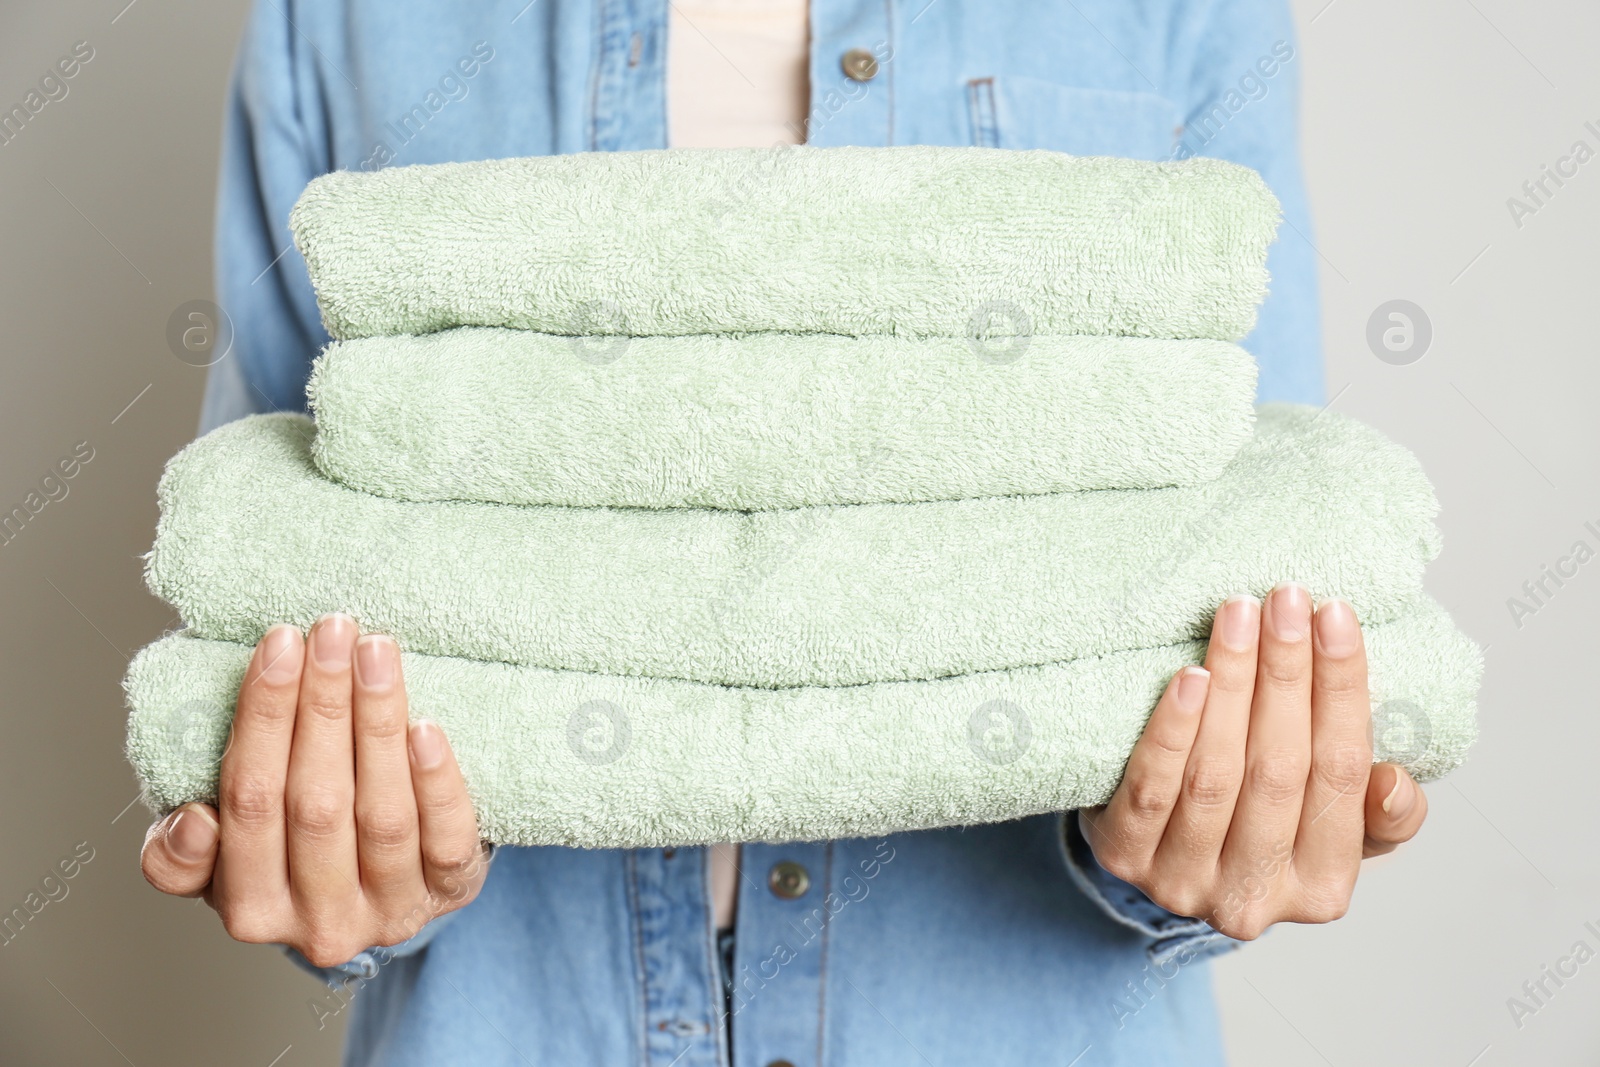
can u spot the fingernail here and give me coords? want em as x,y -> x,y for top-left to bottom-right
355,634 -> 397,691
1314,598 -> 1360,659
1174,666 -> 1210,713
257,624 -> 303,685
1219,595 -> 1260,652
410,720 -> 446,771
1381,767 -> 1416,818
168,805 -> 217,862
1268,583 -> 1311,642
311,613 -> 355,671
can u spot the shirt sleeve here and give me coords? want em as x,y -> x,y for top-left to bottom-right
284,909 -> 464,987
202,0 -> 334,435
1059,814 -> 1241,966
1175,0 -> 1324,406
283,844 -> 500,986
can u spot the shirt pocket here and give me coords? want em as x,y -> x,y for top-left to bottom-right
967,76 -> 1183,161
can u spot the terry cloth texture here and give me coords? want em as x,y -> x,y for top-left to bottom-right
308,329 -> 1260,510
145,404 -> 1442,690
288,146 -> 1281,343
125,599 -> 1480,848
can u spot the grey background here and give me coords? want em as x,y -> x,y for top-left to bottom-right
0,1 -> 1593,1064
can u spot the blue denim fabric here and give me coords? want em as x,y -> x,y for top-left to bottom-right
206,2 -> 1325,1062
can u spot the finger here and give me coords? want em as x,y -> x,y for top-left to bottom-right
213,624 -> 303,927
1154,595 -> 1259,892
409,720 -> 488,907
1082,666 -> 1210,883
284,614 -> 363,927
1220,583 -> 1313,885
351,634 -> 425,918
1363,764 -> 1428,857
140,804 -> 219,898
1293,598 -> 1373,888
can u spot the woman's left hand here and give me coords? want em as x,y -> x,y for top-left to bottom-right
1080,584 -> 1429,941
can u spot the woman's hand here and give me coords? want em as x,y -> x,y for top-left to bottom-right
1080,585 -> 1428,941
139,615 -> 489,967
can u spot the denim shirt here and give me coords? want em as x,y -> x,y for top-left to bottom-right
203,2 -> 1323,1064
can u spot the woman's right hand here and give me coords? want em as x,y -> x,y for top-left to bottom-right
139,614 -> 490,967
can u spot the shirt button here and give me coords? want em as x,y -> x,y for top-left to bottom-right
767,861 -> 810,899
766,1061 -> 798,1067
841,47 -> 879,82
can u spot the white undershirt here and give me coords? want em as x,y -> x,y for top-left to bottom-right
667,0 -> 810,149
666,0 -> 811,931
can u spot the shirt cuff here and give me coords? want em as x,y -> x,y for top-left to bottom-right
284,842 -> 497,985
1058,814 -> 1240,966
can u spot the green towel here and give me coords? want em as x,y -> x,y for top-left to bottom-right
288,146 -> 1280,343
124,599 -> 1479,848
309,329 -> 1259,510
146,404 -> 1441,690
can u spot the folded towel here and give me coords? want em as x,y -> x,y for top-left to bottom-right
125,599 -> 1480,848
147,405 -> 1441,689
309,329 -> 1259,510
288,146 -> 1281,343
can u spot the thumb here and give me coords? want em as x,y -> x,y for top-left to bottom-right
140,803 -> 219,898
1363,764 -> 1428,858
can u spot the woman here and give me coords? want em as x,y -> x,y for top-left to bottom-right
140,2 -> 1428,1063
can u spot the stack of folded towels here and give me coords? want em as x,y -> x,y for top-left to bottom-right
125,146 -> 1480,849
